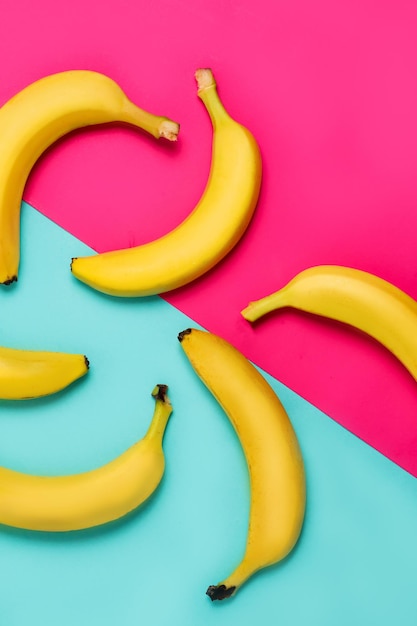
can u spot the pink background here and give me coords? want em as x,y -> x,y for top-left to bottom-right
2,0 -> 417,475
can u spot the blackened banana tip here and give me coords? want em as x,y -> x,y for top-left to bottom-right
2,275 -> 17,286
206,584 -> 236,601
152,384 -> 169,403
178,328 -> 192,342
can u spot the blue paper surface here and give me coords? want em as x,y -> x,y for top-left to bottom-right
0,203 -> 416,624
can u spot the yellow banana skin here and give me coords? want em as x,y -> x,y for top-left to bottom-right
71,68 -> 262,297
241,265 -> 417,379
178,328 -> 305,600
0,70 -> 179,284
0,385 -> 172,531
0,345 -> 89,399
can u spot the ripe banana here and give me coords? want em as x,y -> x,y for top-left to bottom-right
241,265 -> 417,379
178,328 -> 305,600
0,70 -> 179,285
0,384 -> 172,531
71,68 -> 262,297
0,345 -> 89,399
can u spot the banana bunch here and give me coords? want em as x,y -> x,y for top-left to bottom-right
241,265 -> 417,380
71,68 -> 262,296
0,70 -> 179,285
179,328 -> 306,600
0,385 -> 172,531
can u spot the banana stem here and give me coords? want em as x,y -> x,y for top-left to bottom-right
195,68 -> 230,128
206,559 -> 255,601
121,99 -> 180,141
145,384 -> 173,441
241,289 -> 290,322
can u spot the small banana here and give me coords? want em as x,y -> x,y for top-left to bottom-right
241,265 -> 417,379
0,70 -> 179,284
0,384 -> 172,531
178,328 -> 305,600
0,345 -> 89,399
71,68 -> 262,297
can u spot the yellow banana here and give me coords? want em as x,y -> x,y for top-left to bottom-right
71,68 -> 262,297
0,70 -> 179,284
0,345 -> 88,399
178,328 -> 305,600
241,265 -> 417,379
0,384 -> 172,531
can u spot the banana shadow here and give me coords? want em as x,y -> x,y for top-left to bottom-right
65,276 -> 161,308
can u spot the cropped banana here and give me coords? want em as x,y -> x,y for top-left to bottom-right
0,384 -> 172,531
0,70 -> 179,284
0,345 -> 88,399
241,265 -> 417,379
178,328 -> 305,600
71,68 -> 262,297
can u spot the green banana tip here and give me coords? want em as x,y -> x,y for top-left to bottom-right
240,304 -> 257,322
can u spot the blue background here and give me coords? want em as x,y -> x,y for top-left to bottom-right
0,203 -> 415,624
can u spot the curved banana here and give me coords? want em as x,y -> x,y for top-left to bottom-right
0,345 -> 89,399
0,384 -> 172,531
178,328 -> 305,600
71,68 -> 262,297
241,265 -> 417,379
0,70 -> 179,284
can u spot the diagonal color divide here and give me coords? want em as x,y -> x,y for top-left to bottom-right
2,0 -> 416,476
0,202 -> 414,625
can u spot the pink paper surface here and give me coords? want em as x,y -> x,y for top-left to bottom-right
2,0 -> 417,475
